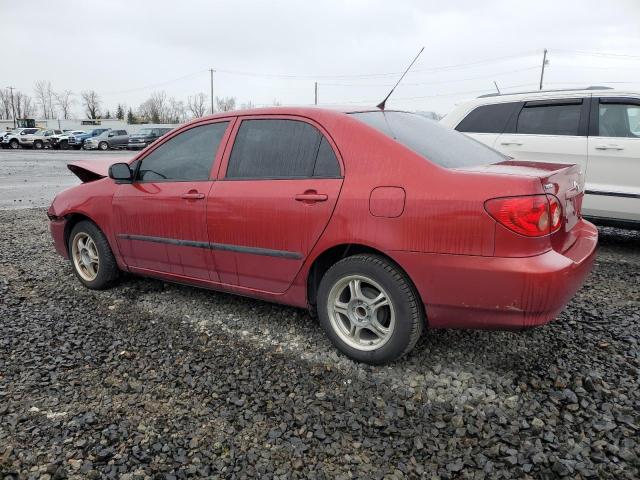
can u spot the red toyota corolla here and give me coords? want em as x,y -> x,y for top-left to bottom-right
48,107 -> 597,364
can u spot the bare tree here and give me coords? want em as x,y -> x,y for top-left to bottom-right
272,99 -> 282,106
240,101 -> 255,110
215,96 -> 236,112
55,90 -> 74,119
34,80 -> 56,119
81,90 -> 101,119
167,97 -> 186,123
138,91 -> 167,123
13,91 -> 35,119
0,89 -> 11,119
187,92 -> 208,118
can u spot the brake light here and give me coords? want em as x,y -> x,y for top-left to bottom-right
485,194 -> 562,237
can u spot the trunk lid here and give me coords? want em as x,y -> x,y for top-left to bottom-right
67,157 -> 125,183
459,159 -> 585,252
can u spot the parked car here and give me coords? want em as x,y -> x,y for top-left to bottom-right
48,107 -> 597,364
441,87 -> 640,228
127,127 -> 173,150
29,129 -> 65,149
50,130 -> 86,150
84,129 -> 129,150
68,128 -> 110,149
1,128 -> 42,149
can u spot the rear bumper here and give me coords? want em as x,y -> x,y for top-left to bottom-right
391,220 -> 598,330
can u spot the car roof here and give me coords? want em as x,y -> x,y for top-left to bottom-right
460,87 -> 640,106
194,105 -> 403,121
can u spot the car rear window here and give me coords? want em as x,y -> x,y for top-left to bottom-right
351,111 -> 507,168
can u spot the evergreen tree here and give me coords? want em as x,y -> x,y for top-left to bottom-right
116,104 -> 125,120
126,108 -> 136,124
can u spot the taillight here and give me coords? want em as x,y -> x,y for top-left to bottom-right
485,194 -> 562,237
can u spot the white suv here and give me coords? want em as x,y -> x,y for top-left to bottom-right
441,87 -> 640,227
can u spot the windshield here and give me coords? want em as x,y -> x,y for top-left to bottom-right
350,111 -> 507,168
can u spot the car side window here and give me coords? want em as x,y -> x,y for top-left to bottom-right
516,101 -> 582,136
455,102 -> 521,134
226,119 -> 340,179
137,122 -> 229,182
598,102 -> 640,138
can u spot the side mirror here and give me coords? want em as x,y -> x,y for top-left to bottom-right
108,162 -> 133,183
108,132 -> 115,137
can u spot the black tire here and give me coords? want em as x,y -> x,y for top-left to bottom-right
73,145 -> 81,150
317,254 -> 424,365
60,140 -> 69,150
33,140 -> 43,149
98,141 -> 109,151
68,220 -> 119,290
9,139 -> 19,149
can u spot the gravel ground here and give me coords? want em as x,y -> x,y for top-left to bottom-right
0,208 -> 638,479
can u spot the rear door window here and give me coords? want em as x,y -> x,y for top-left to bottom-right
351,111 -> 507,168
456,102 -> 521,134
226,119 -> 340,179
516,101 -> 582,136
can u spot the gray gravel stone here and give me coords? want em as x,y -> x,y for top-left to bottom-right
0,209 -> 638,479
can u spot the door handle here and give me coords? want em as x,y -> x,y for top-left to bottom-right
295,191 -> 328,203
595,144 -> 624,151
500,141 -> 523,146
181,192 -> 205,200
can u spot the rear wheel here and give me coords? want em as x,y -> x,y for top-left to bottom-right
317,254 -> 424,364
33,140 -> 43,150
69,220 -> 119,289
98,141 -> 109,151
60,140 -> 69,150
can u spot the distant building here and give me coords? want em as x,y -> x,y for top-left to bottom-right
0,118 -> 178,133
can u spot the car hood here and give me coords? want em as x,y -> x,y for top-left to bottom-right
67,157 -> 125,182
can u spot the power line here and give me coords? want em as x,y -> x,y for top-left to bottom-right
555,49 -> 640,60
101,70 -> 208,96
214,50 -> 539,80
320,66 -> 541,88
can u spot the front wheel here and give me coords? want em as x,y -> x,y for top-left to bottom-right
9,139 -> 19,149
317,254 -> 424,365
69,220 -> 119,289
98,141 -> 109,151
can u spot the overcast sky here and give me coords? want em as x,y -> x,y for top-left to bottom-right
2,0 -> 640,117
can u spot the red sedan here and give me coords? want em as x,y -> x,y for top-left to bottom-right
48,107 -> 597,364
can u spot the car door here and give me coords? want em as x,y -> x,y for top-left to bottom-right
494,97 -> 589,171
115,130 -> 128,147
454,101 -> 522,149
585,96 -> 640,222
112,120 -> 233,281
207,116 -> 344,293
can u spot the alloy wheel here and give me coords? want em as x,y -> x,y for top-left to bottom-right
327,274 -> 396,351
71,232 -> 100,282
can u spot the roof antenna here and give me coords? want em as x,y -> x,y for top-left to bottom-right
377,46 -> 425,110
493,81 -> 501,94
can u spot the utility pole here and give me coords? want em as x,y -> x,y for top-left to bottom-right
209,68 -> 215,115
539,48 -> 548,91
314,82 -> 318,105
6,86 -> 17,128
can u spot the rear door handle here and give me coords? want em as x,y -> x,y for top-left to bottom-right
181,192 -> 205,200
295,192 -> 328,203
595,144 -> 624,150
